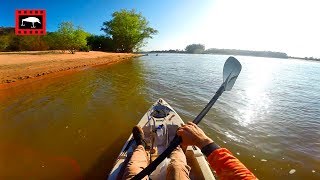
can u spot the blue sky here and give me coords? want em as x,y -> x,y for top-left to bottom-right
1,0 -> 319,57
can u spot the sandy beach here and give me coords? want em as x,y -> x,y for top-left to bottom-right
0,51 -> 139,89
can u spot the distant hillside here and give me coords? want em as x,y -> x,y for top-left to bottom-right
0,27 -> 15,35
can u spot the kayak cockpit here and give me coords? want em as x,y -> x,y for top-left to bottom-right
108,99 -> 215,180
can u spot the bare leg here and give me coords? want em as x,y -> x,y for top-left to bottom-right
166,146 -> 191,180
122,145 -> 149,180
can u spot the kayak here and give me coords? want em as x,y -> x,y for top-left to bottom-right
108,98 -> 215,180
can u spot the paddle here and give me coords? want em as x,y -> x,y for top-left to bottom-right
132,56 -> 242,179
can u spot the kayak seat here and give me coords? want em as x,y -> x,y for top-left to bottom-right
150,104 -> 172,118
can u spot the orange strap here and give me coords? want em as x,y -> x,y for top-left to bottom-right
207,148 -> 257,180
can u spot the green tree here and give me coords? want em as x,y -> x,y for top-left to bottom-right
45,32 -> 62,50
0,28 -> 17,51
0,27 -> 48,51
101,9 -> 158,52
18,36 -> 48,51
87,35 -> 114,51
0,35 -> 10,51
185,44 -> 205,54
56,22 -> 89,54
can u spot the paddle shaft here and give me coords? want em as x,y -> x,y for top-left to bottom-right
193,84 -> 225,124
132,83 -> 225,179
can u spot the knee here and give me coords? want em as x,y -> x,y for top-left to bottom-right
166,162 -> 191,180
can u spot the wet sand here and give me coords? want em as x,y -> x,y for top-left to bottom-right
0,51 -> 140,89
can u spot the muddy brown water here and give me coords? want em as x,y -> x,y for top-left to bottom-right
1,54 -> 319,179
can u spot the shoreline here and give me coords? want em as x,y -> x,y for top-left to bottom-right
0,51 -> 141,90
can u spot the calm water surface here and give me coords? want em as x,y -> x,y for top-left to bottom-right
0,54 -> 319,179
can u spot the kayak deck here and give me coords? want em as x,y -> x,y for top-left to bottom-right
108,98 -> 215,180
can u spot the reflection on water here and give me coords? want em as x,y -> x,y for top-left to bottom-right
0,59 -> 149,178
1,54 -> 320,179
236,60 -> 275,126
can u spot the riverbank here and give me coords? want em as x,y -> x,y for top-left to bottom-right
0,51 -> 140,89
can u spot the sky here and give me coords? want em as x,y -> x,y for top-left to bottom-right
1,0 -> 319,57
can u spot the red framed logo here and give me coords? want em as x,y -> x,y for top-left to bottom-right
15,9 -> 46,35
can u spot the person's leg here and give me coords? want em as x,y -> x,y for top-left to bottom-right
166,146 -> 191,180
122,125 -> 149,179
122,145 -> 149,180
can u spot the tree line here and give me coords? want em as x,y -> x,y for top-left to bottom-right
151,44 -> 288,59
0,9 -> 157,54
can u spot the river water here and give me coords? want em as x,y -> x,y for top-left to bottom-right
0,54 -> 319,179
